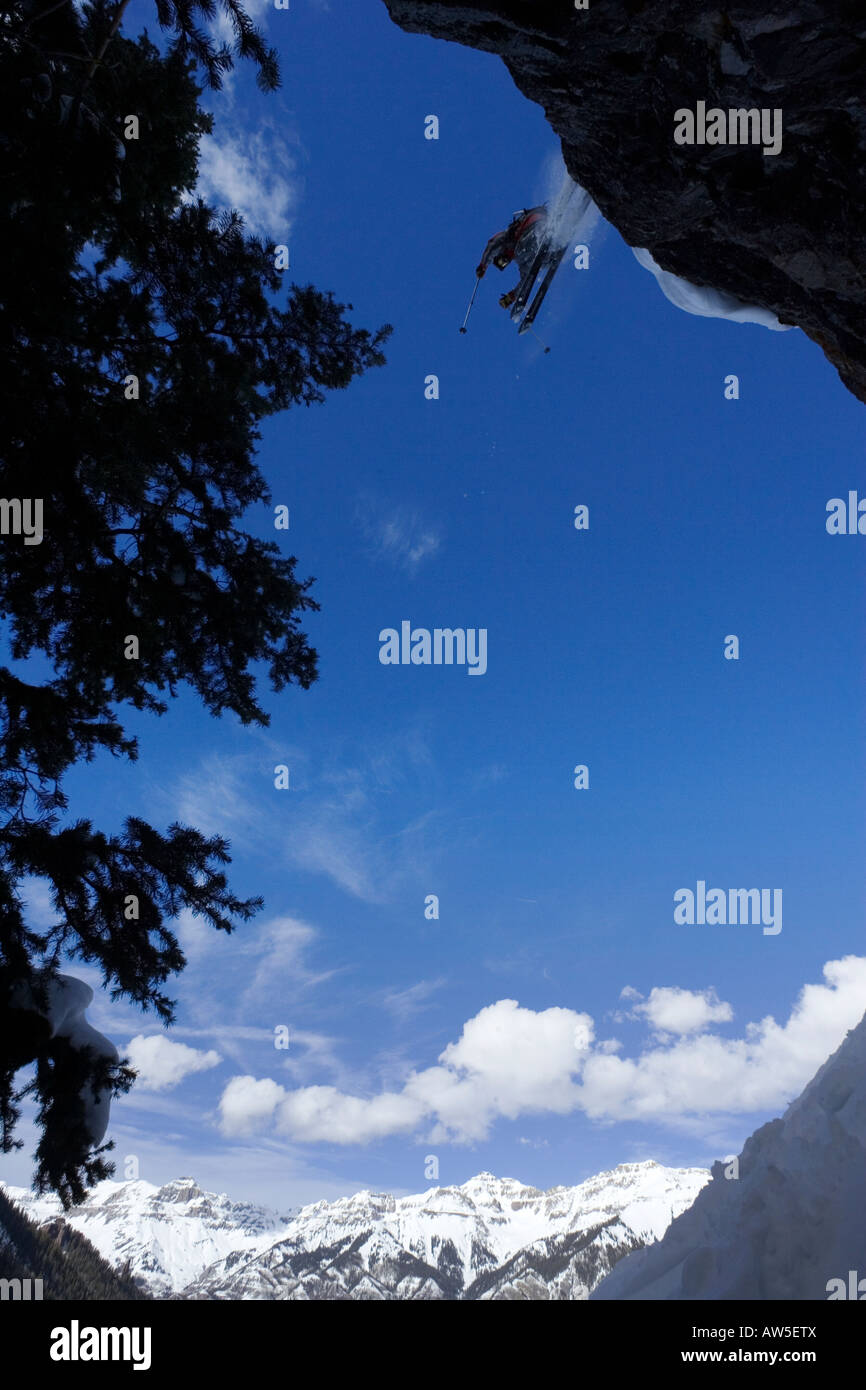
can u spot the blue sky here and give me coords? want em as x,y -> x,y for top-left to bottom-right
7,0 -> 866,1211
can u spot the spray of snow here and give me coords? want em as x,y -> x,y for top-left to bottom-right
510,152 -> 602,354
538,152 -> 601,253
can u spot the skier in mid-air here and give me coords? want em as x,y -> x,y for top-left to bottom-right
462,182 -> 589,338
475,206 -> 549,309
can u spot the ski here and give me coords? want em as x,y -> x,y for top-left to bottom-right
509,185 -> 577,320
518,242 -> 569,334
511,183 -> 588,328
508,241 -> 548,321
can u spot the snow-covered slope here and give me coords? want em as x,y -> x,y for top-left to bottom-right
593,1011 -> 866,1301
2,1177 -> 291,1298
0,1184 -> 148,1301
2,1162 -> 707,1300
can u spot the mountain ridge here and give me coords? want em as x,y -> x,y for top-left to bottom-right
2,1159 -> 709,1300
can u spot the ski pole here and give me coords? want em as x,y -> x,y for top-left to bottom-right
526,324 -> 551,354
459,276 -> 481,334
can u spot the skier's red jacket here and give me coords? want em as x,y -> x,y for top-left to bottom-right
476,207 -> 546,276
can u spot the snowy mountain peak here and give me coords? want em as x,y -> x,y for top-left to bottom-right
6,1012 -> 863,1300
157,1177 -> 202,1202
1,1158 -> 707,1299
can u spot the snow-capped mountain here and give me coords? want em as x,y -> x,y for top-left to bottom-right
2,1161 -> 708,1300
11,1004 -> 863,1303
2,1177 -> 292,1298
181,1161 -> 708,1301
592,1011 -> 866,1301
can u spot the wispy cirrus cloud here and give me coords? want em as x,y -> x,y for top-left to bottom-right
356,498 -> 441,574
173,908 -> 337,1017
167,733 -> 442,905
235,915 -> 339,1010
381,978 -> 447,1023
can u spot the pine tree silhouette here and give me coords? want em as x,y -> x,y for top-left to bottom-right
1,1 -> 391,1205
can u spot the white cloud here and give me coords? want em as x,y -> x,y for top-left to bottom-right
170,1025 -> 273,1043
217,957 -> 866,1145
217,1075 -> 290,1135
219,999 -> 595,1144
197,749 -> 385,901
195,125 -> 299,241
285,739 -> 440,903
377,514 -> 440,571
289,819 -> 384,903
415,999 -> 593,1142
281,1029 -> 348,1086
126,1034 -> 222,1091
173,905 -> 324,981
219,1075 -> 423,1145
633,986 -> 734,1036
277,1085 -> 423,1144
168,910 -> 339,1078
579,956 -> 866,1120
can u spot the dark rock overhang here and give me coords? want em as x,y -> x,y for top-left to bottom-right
384,0 -> 866,402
